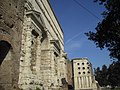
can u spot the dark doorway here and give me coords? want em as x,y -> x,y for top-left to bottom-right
0,40 -> 13,90
0,40 -> 11,65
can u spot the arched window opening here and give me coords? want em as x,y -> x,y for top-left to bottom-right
0,40 -> 11,65
0,40 -> 13,89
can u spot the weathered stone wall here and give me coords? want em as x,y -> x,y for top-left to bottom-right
18,0 -> 69,90
0,0 -> 71,90
0,0 -> 24,89
67,60 -> 73,89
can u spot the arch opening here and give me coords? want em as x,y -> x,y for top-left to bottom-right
0,40 -> 13,90
0,40 -> 11,65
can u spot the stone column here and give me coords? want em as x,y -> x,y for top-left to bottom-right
89,76 -> 92,88
36,36 -> 42,72
86,76 -> 89,88
74,77 -> 78,90
88,76 -> 90,87
22,27 -> 32,90
84,76 -> 87,88
49,45 -> 55,90
19,17 -> 32,90
24,29 -> 32,73
36,36 -> 42,83
82,76 -> 84,88
83,76 -> 85,88
78,77 -> 81,88
80,77 -> 82,88
81,76 -> 84,88
84,76 -> 86,88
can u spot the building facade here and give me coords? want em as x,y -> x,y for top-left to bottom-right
72,58 -> 98,90
0,0 -> 72,90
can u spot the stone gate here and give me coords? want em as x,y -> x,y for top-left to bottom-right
0,0 -> 72,90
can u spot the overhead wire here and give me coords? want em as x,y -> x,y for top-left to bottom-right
72,0 -> 101,20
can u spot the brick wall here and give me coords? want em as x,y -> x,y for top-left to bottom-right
0,0 -> 24,90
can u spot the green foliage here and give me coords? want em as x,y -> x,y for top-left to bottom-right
108,61 -> 120,88
85,0 -> 120,60
94,67 -> 103,86
95,61 -> 120,88
94,65 -> 109,86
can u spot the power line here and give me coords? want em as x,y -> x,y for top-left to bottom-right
72,0 -> 101,20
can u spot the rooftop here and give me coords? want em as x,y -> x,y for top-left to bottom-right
71,57 -> 88,61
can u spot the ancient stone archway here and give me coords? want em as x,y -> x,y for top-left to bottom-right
0,40 -> 13,90
0,40 -> 11,65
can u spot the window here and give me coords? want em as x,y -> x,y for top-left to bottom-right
82,62 -> 84,65
87,62 -> 89,64
78,72 -> 81,74
82,67 -> 85,70
88,71 -> 90,74
78,67 -> 80,69
77,63 -> 80,65
87,67 -> 89,69
83,72 -> 85,74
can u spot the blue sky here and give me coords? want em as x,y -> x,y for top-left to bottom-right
49,0 -> 112,69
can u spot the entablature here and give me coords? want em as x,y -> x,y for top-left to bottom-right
50,40 -> 61,55
25,0 -> 34,10
25,10 -> 45,31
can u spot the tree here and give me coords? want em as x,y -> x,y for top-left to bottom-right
101,65 -> 109,86
102,64 -> 107,74
95,65 -> 109,87
95,62 -> 120,88
108,61 -> 120,88
85,0 -> 120,60
94,67 -> 103,86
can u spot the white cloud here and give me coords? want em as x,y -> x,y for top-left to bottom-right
64,32 -> 87,54
65,32 -> 82,44
65,40 -> 82,51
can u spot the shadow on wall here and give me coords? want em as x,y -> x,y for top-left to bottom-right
61,78 -> 67,85
68,85 -> 74,90
61,78 -> 74,90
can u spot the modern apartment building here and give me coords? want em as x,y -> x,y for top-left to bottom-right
72,58 -> 98,90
